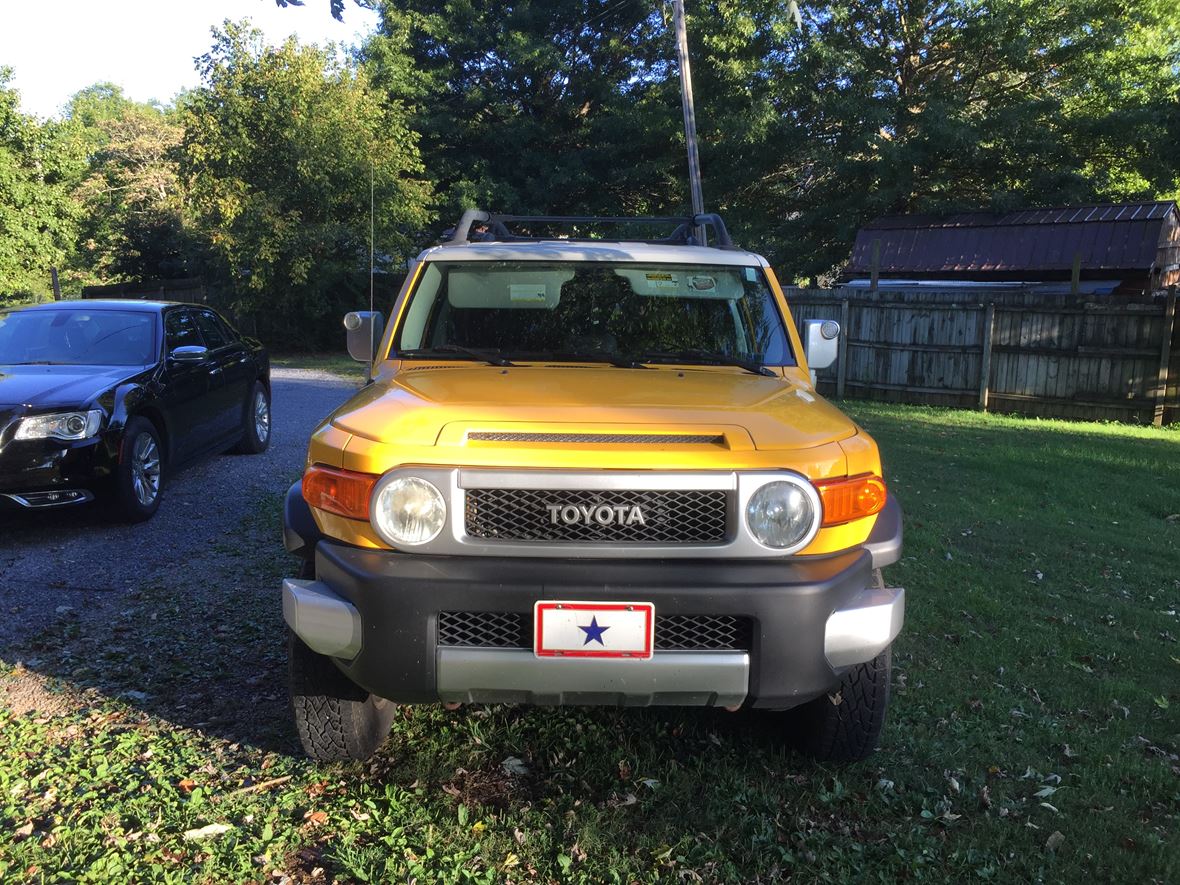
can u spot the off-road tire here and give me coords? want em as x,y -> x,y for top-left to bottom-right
113,417 -> 164,522
792,647 -> 891,762
288,629 -> 395,763
232,381 -> 271,454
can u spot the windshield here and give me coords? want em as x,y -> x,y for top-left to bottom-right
0,308 -> 158,367
393,261 -> 794,366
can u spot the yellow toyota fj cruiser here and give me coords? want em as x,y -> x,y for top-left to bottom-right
281,212 -> 904,763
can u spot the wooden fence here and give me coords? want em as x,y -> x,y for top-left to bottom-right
784,286 -> 1179,425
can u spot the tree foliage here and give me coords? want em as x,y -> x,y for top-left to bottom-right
0,69 -> 86,302
181,21 -> 430,345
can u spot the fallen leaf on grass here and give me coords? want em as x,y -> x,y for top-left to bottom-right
1152,696 -> 1169,710
13,822 -> 33,841
1034,786 -> 1059,799
182,823 -> 232,841
501,756 -> 529,777
303,811 -> 328,827
177,778 -> 196,794
1045,831 -> 1065,851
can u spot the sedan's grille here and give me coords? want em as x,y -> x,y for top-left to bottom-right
437,612 -> 752,651
465,489 -> 728,544
467,432 -> 724,445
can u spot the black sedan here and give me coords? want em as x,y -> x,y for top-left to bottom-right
0,300 -> 270,521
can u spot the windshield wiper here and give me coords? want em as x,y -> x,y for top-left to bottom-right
633,350 -> 777,377
399,345 -> 517,367
524,351 -> 652,370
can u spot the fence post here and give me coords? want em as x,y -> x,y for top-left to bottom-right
837,296 -> 850,399
870,239 -> 881,293
1155,286 -> 1177,427
1070,252 -> 1082,296
978,302 -> 996,410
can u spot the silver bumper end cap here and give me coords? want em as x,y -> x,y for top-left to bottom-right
437,649 -> 750,708
281,577 -> 362,660
824,586 -> 905,668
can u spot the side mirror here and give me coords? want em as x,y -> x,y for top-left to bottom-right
169,345 -> 209,363
344,311 -> 385,363
802,319 -> 840,371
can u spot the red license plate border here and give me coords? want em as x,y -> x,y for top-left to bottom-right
533,601 -> 655,659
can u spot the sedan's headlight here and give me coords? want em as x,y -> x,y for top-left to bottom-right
14,410 -> 104,441
745,479 -> 819,550
372,476 -> 446,546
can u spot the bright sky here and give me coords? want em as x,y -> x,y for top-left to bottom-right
0,0 -> 381,119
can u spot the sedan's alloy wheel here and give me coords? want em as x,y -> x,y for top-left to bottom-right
254,390 -> 271,443
131,433 -> 161,506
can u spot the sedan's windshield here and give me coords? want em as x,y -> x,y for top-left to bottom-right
0,309 -> 158,367
394,261 -> 794,367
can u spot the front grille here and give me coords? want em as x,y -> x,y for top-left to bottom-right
438,611 -> 529,649
437,612 -> 752,651
465,488 -> 728,544
467,432 -> 724,445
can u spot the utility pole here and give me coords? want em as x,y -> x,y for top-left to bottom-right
671,0 -> 705,243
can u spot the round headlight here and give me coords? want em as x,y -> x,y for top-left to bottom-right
65,414 -> 87,435
746,480 -> 818,550
372,476 -> 446,546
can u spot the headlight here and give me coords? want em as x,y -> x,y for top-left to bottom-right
745,479 -> 819,550
371,475 -> 446,546
14,410 -> 104,441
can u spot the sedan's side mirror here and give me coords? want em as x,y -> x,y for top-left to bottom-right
169,345 -> 209,363
344,311 -> 385,363
802,319 -> 840,371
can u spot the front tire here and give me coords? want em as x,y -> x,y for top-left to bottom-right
791,647 -> 892,762
232,381 -> 271,454
114,417 -> 163,522
288,629 -> 395,763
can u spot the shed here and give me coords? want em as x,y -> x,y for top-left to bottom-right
845,201 -> 1180,295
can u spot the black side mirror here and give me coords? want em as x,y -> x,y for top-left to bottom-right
169,345 -> 209,363
344,311 -> 385,363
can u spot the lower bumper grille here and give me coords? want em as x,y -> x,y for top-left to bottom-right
438,611 -> 752,652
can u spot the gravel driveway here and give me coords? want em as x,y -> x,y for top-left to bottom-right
0,368 -> 356,656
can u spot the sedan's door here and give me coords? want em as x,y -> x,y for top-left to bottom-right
193,309 -> 250,441
159,308 -> 219,462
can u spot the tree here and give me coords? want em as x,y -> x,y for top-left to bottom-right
182,21 -> 430,346
0,68 -> 86,302
274,0 -> 372,22
67,84 -> 194,283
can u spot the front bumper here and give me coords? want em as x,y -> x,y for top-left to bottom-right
282,497 -> 905,710
0,435 -> 116,509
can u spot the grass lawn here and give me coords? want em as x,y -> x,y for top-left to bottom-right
1,403 -> 1177,882
272,353 -> 367,380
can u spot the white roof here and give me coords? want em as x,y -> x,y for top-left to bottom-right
417,240 -> 769,267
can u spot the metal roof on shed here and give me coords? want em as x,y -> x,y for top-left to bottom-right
850,201 -> 1178,274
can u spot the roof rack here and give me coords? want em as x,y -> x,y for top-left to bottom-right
444,210 -> 740,250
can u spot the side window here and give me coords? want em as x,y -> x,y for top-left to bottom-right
165,310 -> 201,351
194,310 -> 229,350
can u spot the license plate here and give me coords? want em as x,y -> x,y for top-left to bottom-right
534,601 -> 655,659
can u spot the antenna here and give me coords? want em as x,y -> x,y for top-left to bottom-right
369,159 -> 376,380
671,0 -> 705,244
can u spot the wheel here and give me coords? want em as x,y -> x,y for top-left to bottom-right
288,628 -> 395,762
114,417 -> 163,522
791,647 -> 891,762
232,381 -> 271,454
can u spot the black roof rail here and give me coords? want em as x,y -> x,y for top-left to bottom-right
444,210 -> 740,250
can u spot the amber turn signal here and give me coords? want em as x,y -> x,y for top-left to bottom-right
303,464 -> 378,520
814,474 -> 887,526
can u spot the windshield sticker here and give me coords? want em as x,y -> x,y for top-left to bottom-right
644,272 -> 679,290
745,267 -> 756,282
509,283 -> 548,303
688,276 -> 716,292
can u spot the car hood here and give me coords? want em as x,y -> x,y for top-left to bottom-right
0,364 -> 146,410
328,364 -> 858,452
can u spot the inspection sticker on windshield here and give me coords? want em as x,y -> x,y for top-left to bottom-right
534,601 -> 655,659
644,272 -> 679,290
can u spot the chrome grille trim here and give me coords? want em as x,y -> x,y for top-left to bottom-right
467,432 -> 724,445
367,467 -> 819,558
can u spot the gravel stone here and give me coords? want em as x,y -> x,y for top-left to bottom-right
0,368 -> 356,655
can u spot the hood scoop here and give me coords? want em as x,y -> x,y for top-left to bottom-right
466,431 -> 725,446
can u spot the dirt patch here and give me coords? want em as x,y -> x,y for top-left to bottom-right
1,665 -> 84,718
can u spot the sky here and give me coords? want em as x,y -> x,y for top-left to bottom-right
0,0 -> 381,119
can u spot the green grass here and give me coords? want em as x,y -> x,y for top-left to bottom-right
1,403 -> 1177,882
271,352 -> 367,379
